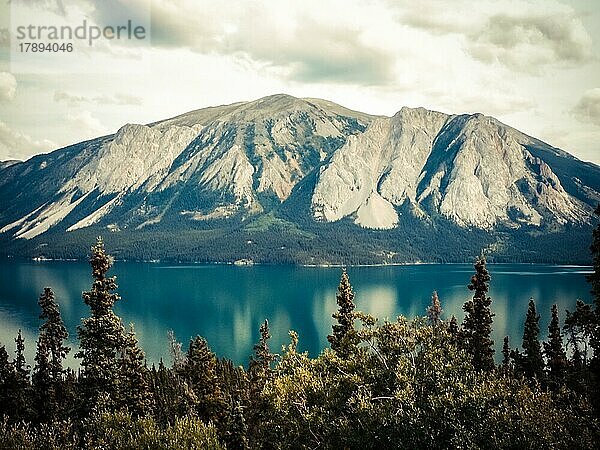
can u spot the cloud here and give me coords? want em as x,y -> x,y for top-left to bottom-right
0,72 -> 17,102
572,88 -> 600,126
54,90 -> 143,106
396,0 -> 593,73
469,13 -> 593,72
66,110 -> 109,137
146,1 -> 395,86
0,120 -> 55,161
16,0 -> 67,16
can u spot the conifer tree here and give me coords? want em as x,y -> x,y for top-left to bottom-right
501,336 -> 511,372
33,287 -> 70,421
462,256 -> 495,371
0,344 -> 12,418
520,298 -> 544,381
249,320 -> 275,387
32,335 -> 52,422
544,304 -> 568,388
327,270 -> 358,358
77,237 -> 128,411
11,330 -> 32,422
178,336 -> 224,423
585,205 -> 600,409
118,324 -> 153,416
427,291 -> 443,326
247,320 -> 276,447
448,315 -> 459,346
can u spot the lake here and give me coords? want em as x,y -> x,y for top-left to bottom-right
0,261 -> 593,368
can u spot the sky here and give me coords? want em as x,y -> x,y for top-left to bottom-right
0,0 -> 599,164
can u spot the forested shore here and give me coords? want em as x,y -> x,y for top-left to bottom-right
1,229 -> 600,448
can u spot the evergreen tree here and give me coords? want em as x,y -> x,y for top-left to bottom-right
520,298 -> 545,381
501,336 -> 511,373
76,237 -> 128,412
118,324 -> 153,417
168,329 -> 185,370
448,315 -> 459,346
33,287 -> 70,422
178,336 -> 225,423
327,270 -> 358,358
224,399 -> 250,450
0,344 -> 12,418
249,320 -> 275,388
37,288 -> 69,381
427,291 -> 443,326
585,205 -> 600,410
11,330 -> 32,422
247,320 -> 276,447
544,304 -> 568,388
462,256 -> 495,371
32,335 -> 53,422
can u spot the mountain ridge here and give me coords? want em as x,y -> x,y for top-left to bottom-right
1,94 -> 599,264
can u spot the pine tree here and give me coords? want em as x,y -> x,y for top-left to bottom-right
11,330 -> 32,422
544,304 -> 568,388
32,335 -> 53,422
76,237 -> 128,412
247,320 -> 276,447
520,298 -> 544,381
0,344 -> 12,418
462,256 -> 495,371
33,287 -> 70,422
586,204 -> 600,409
501,336 -> 511,373
224,399 -> 250,450
38,287 -> 69,381
118,324 -> 153,417
249,320 -> 275,388
178,336 -> 225,423
327,270 -> 358,358
448,315 -> 459,346
427,291 -> 443,326
168,329 -> 185,370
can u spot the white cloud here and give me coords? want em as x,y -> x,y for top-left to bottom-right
66,110 -> 109,137
396,0 -> 594,73
0,72 -> 17,102
0,120 -> 54,161
572,88 -> 600,126
54,90 -> 143,106
469,13 -> 593,73
145,0 -> 396,86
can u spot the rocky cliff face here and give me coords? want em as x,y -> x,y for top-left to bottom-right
312,109 -> 593,230
0,94 -> 598,248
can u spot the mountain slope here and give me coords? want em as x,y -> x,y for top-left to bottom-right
0,94 -> 598,264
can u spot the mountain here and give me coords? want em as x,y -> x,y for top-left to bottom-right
1,94 -> 599,264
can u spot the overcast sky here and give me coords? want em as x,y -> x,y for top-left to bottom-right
0,0 -> 599,164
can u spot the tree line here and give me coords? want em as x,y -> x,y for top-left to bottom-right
1,217 -> 600,447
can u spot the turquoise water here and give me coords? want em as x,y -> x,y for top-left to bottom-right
0,261 -> 593,368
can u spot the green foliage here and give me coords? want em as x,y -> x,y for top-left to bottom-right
177,336 -> 225,424
81,411 -> 224,450
518,298 -> 545,381
327,270 -> 358,358
2,237 -> 600,448
461,256 -> 495,371
427,290 -> 443,326
544,304 -> 568,388
33,287 -> 70,422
